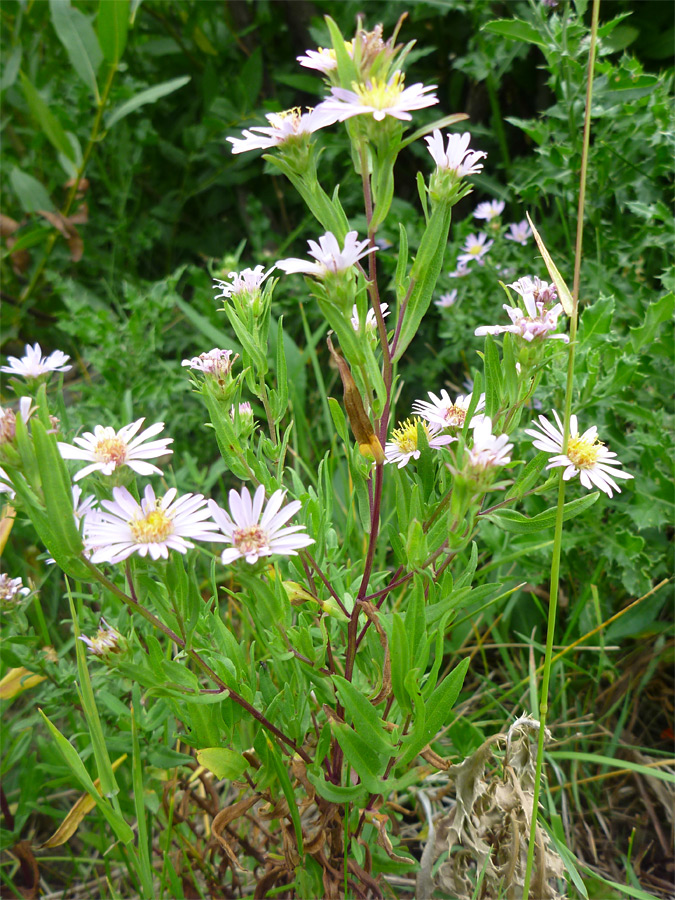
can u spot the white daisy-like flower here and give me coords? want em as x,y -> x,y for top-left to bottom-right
297,42 -> 353,74
1,343 -> 71,379
351,303 -> 390,334
505,220 -> 533,245
317,72 -> 438,122
79,618 -> 123,657
0,573 -> 30,613
227,107 -> 340,155
208,484 -> 314,565
213,266 -> 274,301
85,484 -> 220,564
457,232 -> 493,266
275,230 -> 376,278
0,467 -> 14,499
474,200 -> 505,221
525,411 -> 633,497
435,290 -> 457,309
58,418 -> 173,482
182,348 -> 238,381
474,292 -> 568,343
448,261 -> 471,279
425,131 -> 487,176
468,417 -> 513,471
508,276 -> 557,307
384,417 -> 455,468
412,390 -> 486,431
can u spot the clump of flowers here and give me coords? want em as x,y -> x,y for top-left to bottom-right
213,266 -> 274,306
474,287 -> 568,344
58,419 -> 173,482
317,70 -> 438,123
1,343 -> 71,379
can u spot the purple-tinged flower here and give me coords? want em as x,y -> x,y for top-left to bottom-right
1,343 -> 71,379
58,418 -> 173,482
0,573 -> 30,613
227,107 -> 340,155
448,261 -> 471,279
413,390 -> 485,431
317,72 -> 438,122
276,231 -> 375,278
457,233 -> 493,266
351,303 -> 390,334
425,131 -> 487,177
435,290 -> 457,309
297,43 -> 353,74
508,276 -> 557,307
505,220 -> 533,245
79,618 -> 123,658
182,349 -> 238,384
525,411 -> 633,498
475,293 -> 568,343
468,417 -> 512,471
213,266 -> 274,301
474,200 -> 505,221
384,417 -> 455,468
209,485 -> 314,565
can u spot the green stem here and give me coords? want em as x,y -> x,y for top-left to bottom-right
20,63 -> 119,304
521,2 -> 599,896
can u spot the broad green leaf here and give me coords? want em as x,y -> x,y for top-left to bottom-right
97,0 -> 129,65
9,167 -> 55,214
196,748 -> 248,781
332,676 -> 394,756
485,492 -> 600,534
629,292 -> 674,352
106,75 -> 191,129
50,0 -> 102,99
21,72 -> 75,162
482,19 -> 548,48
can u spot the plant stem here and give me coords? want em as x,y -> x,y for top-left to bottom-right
522,2 -> 599,896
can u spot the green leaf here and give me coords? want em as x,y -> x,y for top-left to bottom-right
486,492 -> 600,534
526,214 -> 574,316
578,296 -> 615,345
306,768 -> 367,804
97,0 -> 129,65
505,452 -> 550,501
105,75 -> 191,129
549,752 -> 675,785
196,748 -> 248,781
482,334 -> 503,420
482,19 -> 548,48
32,417 -> 83,557
629,292 -> 674,352
391,613 -> 411,714
331,722 -> 386,794
0,45 -> 21,92
50,0 -> 102,99
131,706 -> 154,898
9,167 -> 55,214
265,737 -> 304,856
332,676 -> 394,756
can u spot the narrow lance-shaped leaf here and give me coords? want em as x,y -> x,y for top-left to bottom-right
97,0 -> 129,65
20,73 -> 76,162
527,212 -> 574,316
50,0 -> 103,100
106,75 -> 191,129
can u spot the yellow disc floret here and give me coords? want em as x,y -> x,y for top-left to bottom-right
391,417 -> 429,454
566,434 -> 602,469
353,72 -> 404,108
130,509 -> 174,543
94,436 -> 128,466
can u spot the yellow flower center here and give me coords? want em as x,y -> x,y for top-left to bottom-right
94,436 -> 128,466
391,417 -> 429,454
130,509 -> 173,544
444,405 -> 466,428
233,525 -> 268,555
354,72 -> 404,108
567,434 -> 602,469
468,244 -> 483,256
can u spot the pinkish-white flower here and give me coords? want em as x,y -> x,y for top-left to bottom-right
449,261 -> 471,279
351,303 -> 390,334
508,276 -> 557,307
317,72 -> 438,122
413,390 -> 485,431
474,292 -> 568,343
425,131 -> 487,176
468,417 -> 513,471
58,418 -> 173,482
435,290 -> 457,309
275,230 -> 375,278
208,485 -> 314,565
525,411 -> 633,498
85,484 -> 220,564
213,266 -> 274,301
474,200 -> 505,220
182,349 -> 238,380
384,417 -> 455,468
457,233 -> 493,266
1,343 -> 71,379
0,467 -> 14,499
297,42 -> 353,74
227,107 -> 340,155
79,618 -> 123,657
0,573 -> 30,612
505,220 -> 533,245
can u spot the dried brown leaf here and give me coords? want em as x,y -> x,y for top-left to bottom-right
211,795 -> 257,871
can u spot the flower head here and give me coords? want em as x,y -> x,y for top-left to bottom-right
208,485 -> 314,565
351,303 -> 389,335
475,292 -> 568,343
468,417 -> 513,471
435,290 -> 457,309
297,42 -> 354,75
182,348 -> 238,383
457,233 -> 493,267
275,230 -> 375,278
448,261 -> 471,279
474,200 -> 505,221
58,418 -> 173,482
505,220 -> 533,245
384,417 -> 455,468
213,266 -> 274,302
318,72 -> 438,122
85,484 -> 220,564
0,398 -> 34,446
0,573 -> 30,613
1,343 -> 71,379
227,107 -> 340,155
412,390 -> 485,431
525,411 -> 633,497
508,276 -> 557,308
425,131 -> 487,177
79,618 -> 123,658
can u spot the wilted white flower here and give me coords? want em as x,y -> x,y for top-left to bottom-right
457,233 -> 493,267
213,266 -> 274,301
276,230 -> 375,278
85,484 -> 220,564
182,348 -> 238,381
425,131 -> 487,176
58,418 -> 173,482
0,398 -> 34,445
474,200 -> 505,221
0,573 -> 30,612
468,417 -> 513,470
208,485 -> 314,565
475,292 -> 568,343
351,303 -> 390,334
79,618 -> 123,657
435,290 -> 457,309
505,220 -> 533,245
413,390 -> 485,430
297,42 -> 353,74
317,72 -> 438,122
384,417 -> 455,468
227,107 -> 340,154
1,343 -> 71,379
508,276 -> 557,307
525,411 -> 633,497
